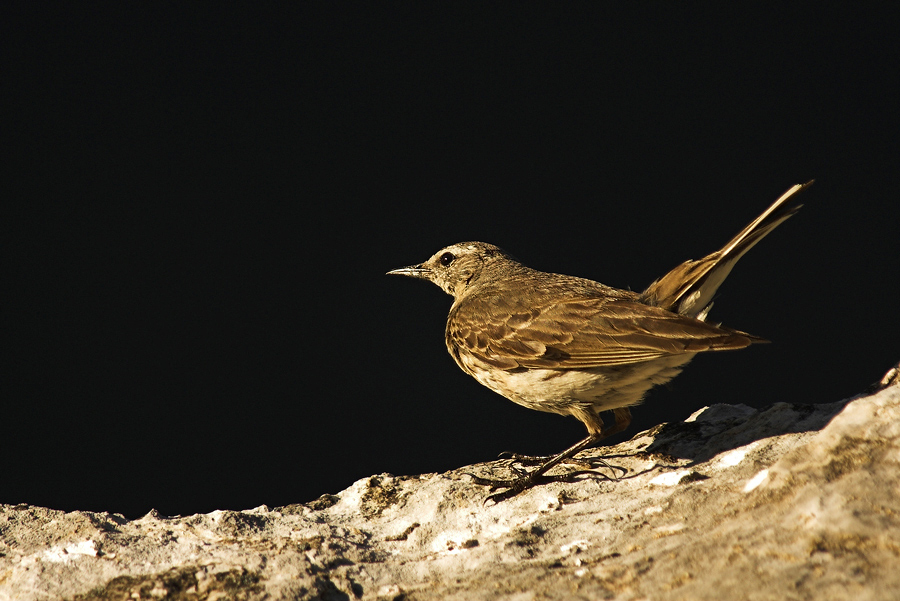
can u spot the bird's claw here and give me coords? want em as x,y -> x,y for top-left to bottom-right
497,451 -> 551,465
469,460 -> 629,504
498,451 -> 623,473
483,475 -> 544,505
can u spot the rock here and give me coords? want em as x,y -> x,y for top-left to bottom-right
2,366 -> 899,600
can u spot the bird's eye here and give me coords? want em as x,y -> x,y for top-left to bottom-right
439,252 -> 455,266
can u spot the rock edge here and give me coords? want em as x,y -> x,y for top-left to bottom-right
2,367 -> 899,601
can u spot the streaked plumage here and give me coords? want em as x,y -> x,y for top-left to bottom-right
388,180 -> 813,501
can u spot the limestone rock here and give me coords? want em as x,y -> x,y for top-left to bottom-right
2,367 -> 899,600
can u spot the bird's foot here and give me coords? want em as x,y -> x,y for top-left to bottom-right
465,472 -> 546,504
497,451 -> 551,465
498,451 -> 624,473
468,463 -> 626,505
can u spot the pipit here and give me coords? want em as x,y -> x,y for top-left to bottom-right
388,181 -> 813,502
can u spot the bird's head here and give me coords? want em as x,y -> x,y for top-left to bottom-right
387,242 -> 516,298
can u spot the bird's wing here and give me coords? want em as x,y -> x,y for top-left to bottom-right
447,295 -> 759,370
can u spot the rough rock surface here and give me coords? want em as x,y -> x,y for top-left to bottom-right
2,369 -> 899,601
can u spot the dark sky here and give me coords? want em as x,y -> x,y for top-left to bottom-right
4,4 -> 898,518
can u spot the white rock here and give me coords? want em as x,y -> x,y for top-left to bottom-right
2,368 -> 899,600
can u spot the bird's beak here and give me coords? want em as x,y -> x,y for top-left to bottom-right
386,264 -> 431,279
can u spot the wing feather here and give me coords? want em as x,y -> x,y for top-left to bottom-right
448,293 -> 757,370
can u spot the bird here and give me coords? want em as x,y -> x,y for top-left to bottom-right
387,181 -> 813,502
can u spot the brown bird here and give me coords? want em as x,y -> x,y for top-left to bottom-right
388,181 -> 813,502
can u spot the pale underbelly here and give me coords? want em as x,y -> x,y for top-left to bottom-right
459,353 -> 697,416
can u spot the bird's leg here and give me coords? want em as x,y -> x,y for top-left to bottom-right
468,438 -> 596,495
479,407 -> 632,503
499,407 -> 634,466
599,407 -> 633,437
512,433 -> 600,479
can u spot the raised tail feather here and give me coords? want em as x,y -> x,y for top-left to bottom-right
641,180 -> 814,318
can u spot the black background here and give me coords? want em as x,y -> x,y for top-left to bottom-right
4,4 -> 898,518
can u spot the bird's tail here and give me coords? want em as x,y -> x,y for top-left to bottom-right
640,180 -> 814,318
